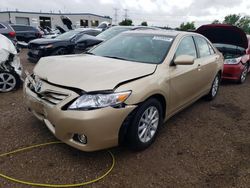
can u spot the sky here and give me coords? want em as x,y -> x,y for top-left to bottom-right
1,0 -> 250,27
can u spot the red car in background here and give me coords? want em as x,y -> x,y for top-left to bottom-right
196,24 -> 250,84
247,35 -> 250,61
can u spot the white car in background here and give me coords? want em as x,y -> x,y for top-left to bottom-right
0,34 -> 22,92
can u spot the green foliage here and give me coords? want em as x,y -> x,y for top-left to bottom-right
211,20 -> 221,24
177,21 -> 196,31
119,19 -> 133,26
223,14 -> 250,34
141,21 -> 148,26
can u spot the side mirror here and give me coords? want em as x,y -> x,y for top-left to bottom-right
174,55 -> 195,65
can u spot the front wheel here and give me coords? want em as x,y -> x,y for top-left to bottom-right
126,98 -> 163,151
238,64 -> 248,84
205,73 -> 220,101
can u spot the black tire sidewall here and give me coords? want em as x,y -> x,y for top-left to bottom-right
127,98 -> 163,151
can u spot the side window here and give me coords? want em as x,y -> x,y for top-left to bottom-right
195,36 -> 211,57
175,36 -> 197,58
12,25 -> 21,31
207,42 -> 216,55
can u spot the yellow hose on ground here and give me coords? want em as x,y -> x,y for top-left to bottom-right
0,141 -> 115,187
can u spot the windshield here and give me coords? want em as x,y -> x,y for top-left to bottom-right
90,33 -> 174,64
56,30 -> 79,40
96,27 -> 130,40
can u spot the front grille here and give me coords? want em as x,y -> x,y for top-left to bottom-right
28,82 -> 69,105
39,92 -> 68,105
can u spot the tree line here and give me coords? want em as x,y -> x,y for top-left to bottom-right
118,14 -> 250,34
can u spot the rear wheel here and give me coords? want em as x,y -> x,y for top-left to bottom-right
126,98 -> 163,151
0,72 -> 20,92
238,64 -> 248,84
205,73 -> 220,101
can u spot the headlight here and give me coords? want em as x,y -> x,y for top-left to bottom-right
39,44 -> 53,49
224,57 -> 241,65
68,91 -> 131,110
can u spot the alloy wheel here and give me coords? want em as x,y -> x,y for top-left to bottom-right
0,72 -> 17,92
138,106 -> 159,143
212,75 -> 219,97
240,65 -> 248,83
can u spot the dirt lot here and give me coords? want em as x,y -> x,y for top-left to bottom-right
0,49 -> 250,188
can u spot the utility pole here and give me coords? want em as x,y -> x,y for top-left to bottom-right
113,8 -> 119,25
124,9 -> 128,20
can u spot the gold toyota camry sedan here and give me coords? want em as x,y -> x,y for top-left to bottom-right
24,30 -> 224,152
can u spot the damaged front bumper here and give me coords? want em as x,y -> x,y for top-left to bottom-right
0,49 -> 23,80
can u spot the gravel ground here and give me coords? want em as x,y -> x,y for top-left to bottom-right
0,49 -> 250,188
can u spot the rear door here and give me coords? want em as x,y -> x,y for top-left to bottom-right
193,36 -> 220,93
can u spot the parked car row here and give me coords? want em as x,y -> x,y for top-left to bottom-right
27,28 -> 101,62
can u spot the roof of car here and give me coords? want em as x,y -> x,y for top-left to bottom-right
123,29 -> 193,37
75,28 -> 99,31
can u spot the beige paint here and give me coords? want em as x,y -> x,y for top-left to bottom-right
24,30 -> 224,151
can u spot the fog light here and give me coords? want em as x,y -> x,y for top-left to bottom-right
78,134 -> 87,144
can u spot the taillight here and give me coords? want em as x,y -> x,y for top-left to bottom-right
8,31 -> 16,38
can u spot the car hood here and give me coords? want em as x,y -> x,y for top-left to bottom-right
29,38 -> 64,45
34,54 -> 156,92
76,34 -> 103,43
196,24 -> 248,49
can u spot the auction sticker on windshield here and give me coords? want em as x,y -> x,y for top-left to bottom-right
153,36 -> 173,42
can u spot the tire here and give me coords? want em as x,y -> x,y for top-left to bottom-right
52,48 -> 67,56
0,71 -> 21,93
238,64 -> 248,84
205,73 -> 220,101
126,98 -> 163,151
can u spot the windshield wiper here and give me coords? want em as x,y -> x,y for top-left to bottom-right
102,55 -> 127,61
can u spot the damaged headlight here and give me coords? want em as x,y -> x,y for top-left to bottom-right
68,91 -> 131,110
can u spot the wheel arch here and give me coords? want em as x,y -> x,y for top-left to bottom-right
118,93 -> 167,146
